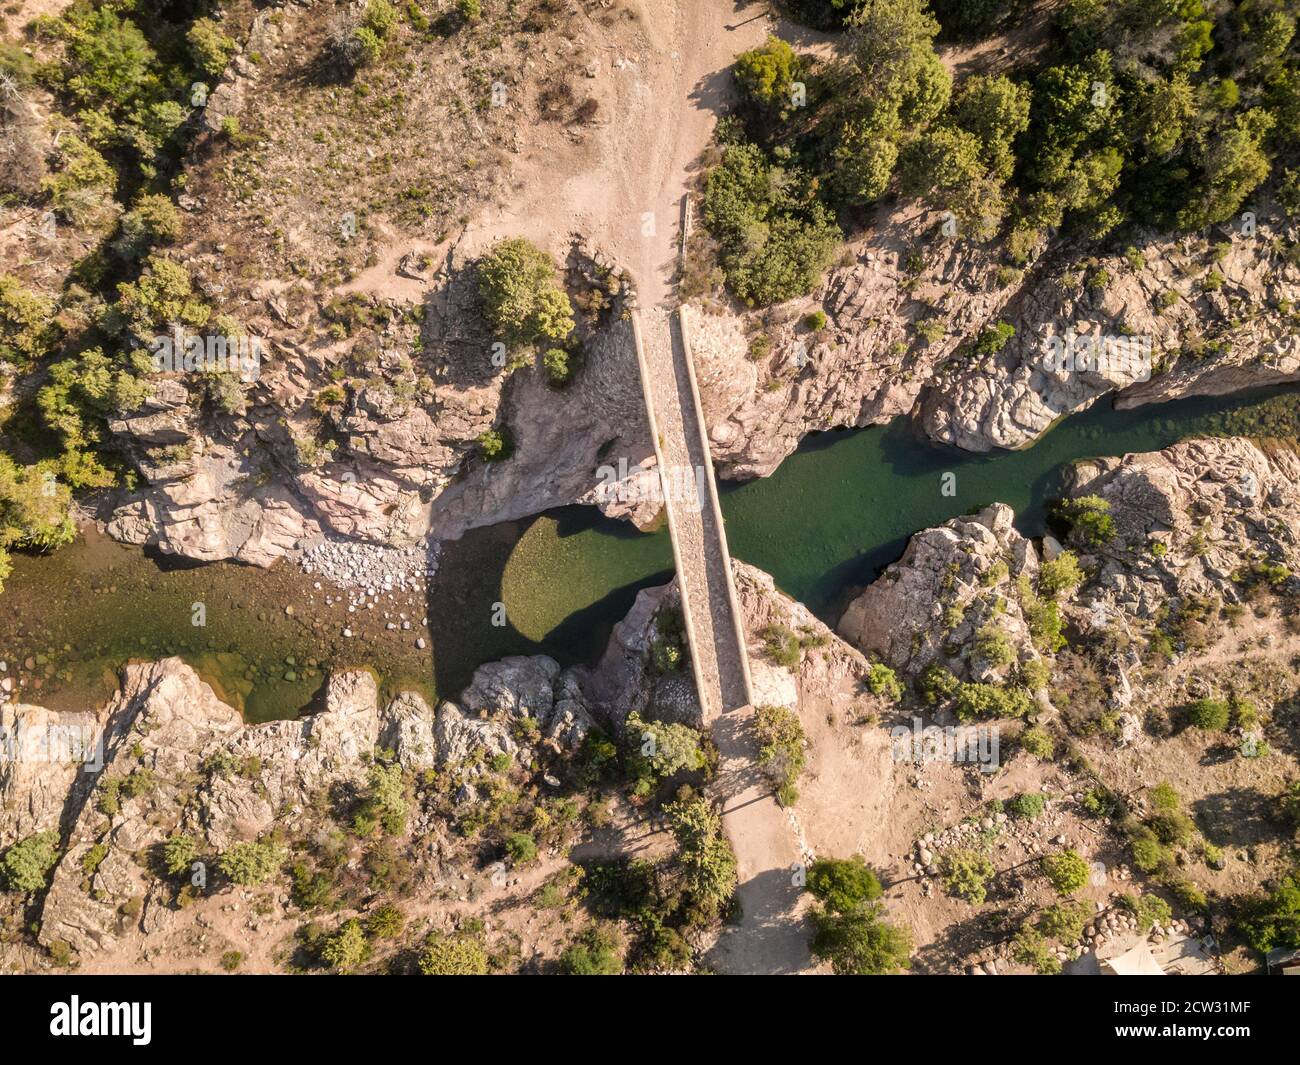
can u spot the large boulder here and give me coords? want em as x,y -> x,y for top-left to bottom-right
838,504 -> 1041,682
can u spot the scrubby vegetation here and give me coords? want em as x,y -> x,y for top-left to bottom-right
753,704 -> 807,805
806,855 -> 911,974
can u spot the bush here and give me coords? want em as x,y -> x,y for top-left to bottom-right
477,428 -> 512,462
350,763 -> 409,837
1120,892 -> 1172,933
418,931 -> 488,974
220,950 -> 244,971
1007,792 -> 1046,820
1011,926 -> 1061,974
973,321 -> 1015,357
217,839 -> 285,886
625,711 -> 705,787
505,832 -> 538,867
320,918 -> 369,972
806,856 -> 882,914
0,831 -> 60,893
1038,551 -> 1083,598
973,624 -> 1015,668
366,903 -> 405,939
558,924 -> 623,975
753,704 -> 806,805
477,238 -> 574,349
542,347 -> 571,384
1129,827 -> 1171,874
866,663 -> 904,701
941,848 -> 995,904
810,906 -> 912,974
188,17 -> 238,77
1040,849 -> 1090,896
952,682 -> 1033,722
1053,495 -> 1116,548
0,275 -> 56,364
161,833 -> 197,877
1283,781 -> 1300,829
1019,726 -> 1055,759
115,193 -> 183,257
1037,900 -> 1089,943
1187,698 -> 1231,731
761,623 -> 802,668
733,35 -> 800,110
1238,869 -> 1300,953
803,310 -> 828,331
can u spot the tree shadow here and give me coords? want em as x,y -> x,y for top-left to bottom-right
1192,786 -> 1277,848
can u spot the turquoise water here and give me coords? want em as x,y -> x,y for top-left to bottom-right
500,385 -> 1300,663
7,385 -> 1298,717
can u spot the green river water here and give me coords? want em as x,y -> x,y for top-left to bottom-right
4,384 -> 1299,720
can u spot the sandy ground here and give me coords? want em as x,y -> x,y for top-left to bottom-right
463,0 -> 775,306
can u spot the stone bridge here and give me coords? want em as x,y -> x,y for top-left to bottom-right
630,305 -> 753,722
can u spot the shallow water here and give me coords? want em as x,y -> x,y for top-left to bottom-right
3,385 -> 1297,720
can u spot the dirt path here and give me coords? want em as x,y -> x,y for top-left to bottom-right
462,0 -> 773,297
465,0 -> 815,973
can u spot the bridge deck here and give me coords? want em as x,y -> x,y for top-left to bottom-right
631,307 -> 752,722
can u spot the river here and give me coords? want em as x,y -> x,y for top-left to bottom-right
3,385 -> 1297,721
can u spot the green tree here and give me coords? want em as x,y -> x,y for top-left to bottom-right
1038,551 -> 1083,598
810,905 -> 912,974
806,856 -> 883,913
702,141 -> 841,305
187,18 -> 238,78
161,833 -> 197,877
1238,869 -> 1300,953
477,238 -> 574,349
733,36 -> 799,109
0,275 -> 56,364
1054,494 -> 1116,547
217,839 -> 285,886
0,831 -> 59,893
626,712 -> 705,784
663,797 -> 737,919
320,918 -> 370,972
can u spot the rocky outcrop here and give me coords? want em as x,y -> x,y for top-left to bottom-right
702,201 -> 1300,473
1064,436 -> 1300,620
834,437 -> 1300,707
102,237 -> 654,565
0,703 -> 97,842
16,647 -> 605,958
37,660 -> 245,956
435,655 -> 598,768
838,503 -> 1045,685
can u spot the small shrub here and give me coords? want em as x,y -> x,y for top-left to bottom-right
1019,726 -> 1055,759
1187,698 -> 1231,731
941,849 -> 995,904
1007,793 -> 1046,820
1040,849 -> 1089,896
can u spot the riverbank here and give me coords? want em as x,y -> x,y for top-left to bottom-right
3,384 -> 1299,722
